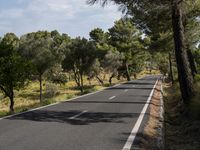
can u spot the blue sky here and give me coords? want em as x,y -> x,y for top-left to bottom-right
0,0 -> 122,38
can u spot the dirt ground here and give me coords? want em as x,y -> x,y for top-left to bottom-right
139,81 -> 164,150
164,83 -> 200,150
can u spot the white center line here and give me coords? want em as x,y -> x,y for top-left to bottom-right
69,110 -> 88,120
109,96 -> 116,100
124,89 -> 128,92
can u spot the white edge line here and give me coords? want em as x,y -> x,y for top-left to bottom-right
0,76 -> 148,121
68,110 -> 88,120
0,80 -> 130,121
122,79 -> 158,150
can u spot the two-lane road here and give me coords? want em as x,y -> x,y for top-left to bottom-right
0,75 -> 160,150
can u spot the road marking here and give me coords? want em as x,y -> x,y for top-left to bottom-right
109,96 -> 116,100
0,82 -> 124,121
122,80 -> 158,150
0,76 -> 146,121
124,89 -> 128,92
69,110 -> 88,120
132,85 -> 136,87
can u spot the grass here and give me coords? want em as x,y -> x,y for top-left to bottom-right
0,71 -> 159,118
139,81 -> 163,149
164,80 -> 200,150
0,74 -> 126,117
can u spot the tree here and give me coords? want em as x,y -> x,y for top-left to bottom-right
102,50 -> 123,85
0,33 -> 30,112
109,19 -> 143,81
45,64 -> 68,85
62,37 -> 97,94
89,28 -> 108,45
87,0 -> 198,104
89,28 -> 110,84
19,31 -> 65,102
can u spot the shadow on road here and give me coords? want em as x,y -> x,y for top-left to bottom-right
107,87 -> 154,90
8,110 -> 140,125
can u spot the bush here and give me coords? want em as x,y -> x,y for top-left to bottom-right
42,99 -> 56,105
45,83 -> 59,98
195,74 -> 200,82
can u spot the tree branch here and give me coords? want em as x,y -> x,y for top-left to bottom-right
0,85 -> 9,97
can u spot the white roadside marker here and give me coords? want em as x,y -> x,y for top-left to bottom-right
122,80 -> 158,150
68,110 -> 88,120
109,96 -> 116,100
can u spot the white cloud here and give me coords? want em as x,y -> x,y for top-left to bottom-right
0,0 -> 122,38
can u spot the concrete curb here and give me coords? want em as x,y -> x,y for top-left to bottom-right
156,81 -> 165,150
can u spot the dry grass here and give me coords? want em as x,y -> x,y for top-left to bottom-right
139,81 -> 163,150
0,70 -> 159,117
0,75 -> 127,117
164,82 -> 200,150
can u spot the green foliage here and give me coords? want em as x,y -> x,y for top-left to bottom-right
0,33 -> 31,112
89,28 -> 108,44
62,37 -> 97,93
153,52 -> 169,75
45,64 -> 68,85
102,50 -> 123,75
109,19 -> 142,59
45,83 -> 60,98
19,31 -> 70,101
193,48 -> 200,72
19,31 -> 65,75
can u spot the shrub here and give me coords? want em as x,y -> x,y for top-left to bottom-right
45,83 -> 59,98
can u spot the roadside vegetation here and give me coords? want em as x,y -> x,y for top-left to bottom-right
0,69 -> 158,117
88,0 -> 200,149
164,77 -> 200,149
0,0 -> 200,148
0,75 -> 125,117
0,22 -> 160,116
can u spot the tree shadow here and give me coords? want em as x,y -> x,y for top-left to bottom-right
107,87 -> 154,90
123,82 -> 155,85
8,110 -> 140,125
65,100 -> 147,104
68,85 -> 96,91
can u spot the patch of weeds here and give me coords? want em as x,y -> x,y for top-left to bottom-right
164,82 -> 200,150
42,99 -> 56,106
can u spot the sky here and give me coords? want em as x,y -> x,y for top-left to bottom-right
0,0 -> 122,38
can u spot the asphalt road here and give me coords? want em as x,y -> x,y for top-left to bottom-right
0,75 -> 160,150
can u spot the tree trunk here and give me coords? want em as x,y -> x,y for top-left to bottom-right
73,67 -> 81,88
80,73 -> 84,94
96,76 -> 104,85
171,0 -> 194,104
109,74 -> 114,86
133,73 -> 137,79
9,91 -> 14,113
187,47 -> 197,78
39,74 -> 42,103
168,52 -> 174,84
88,78 -> 91,86
125,60 -> 131,81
